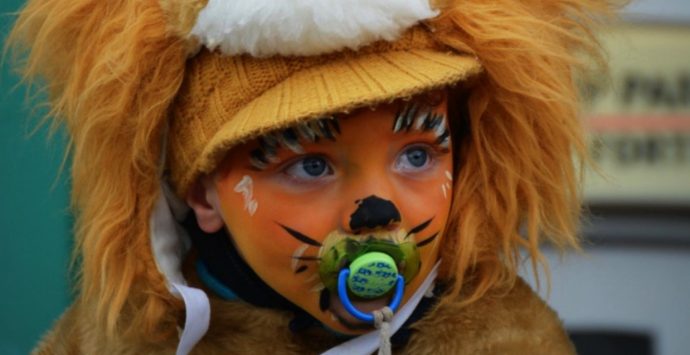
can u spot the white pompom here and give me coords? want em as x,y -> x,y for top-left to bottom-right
190,0 -> 438,57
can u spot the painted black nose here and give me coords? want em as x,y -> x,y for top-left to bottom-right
349,195 -> 401,232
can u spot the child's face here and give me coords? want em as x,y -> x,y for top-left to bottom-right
213,95 -> 453,334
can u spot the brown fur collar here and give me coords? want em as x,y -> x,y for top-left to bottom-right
33,278 -> 573,354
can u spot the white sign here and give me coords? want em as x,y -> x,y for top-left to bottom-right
583,24 -> 690,204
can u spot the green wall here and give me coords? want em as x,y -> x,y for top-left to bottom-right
0,2 -> 73,354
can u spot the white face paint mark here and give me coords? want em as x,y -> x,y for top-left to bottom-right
233,175 -> 258,216
442,170 -> 453,199
291,244 -> 310,272
305,273 -> 320,283
441,171 -> 453,199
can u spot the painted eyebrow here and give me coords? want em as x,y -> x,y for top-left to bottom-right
392,102 -> 450,149
249,117 -> 341,170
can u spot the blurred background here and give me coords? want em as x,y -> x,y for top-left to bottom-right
1,1 -> 73,354
1,0 -> 688,354
521,1 -> 690,355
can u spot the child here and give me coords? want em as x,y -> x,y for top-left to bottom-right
10,0 -> 616,353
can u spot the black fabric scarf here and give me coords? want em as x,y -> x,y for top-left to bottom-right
184,213 -> 297,310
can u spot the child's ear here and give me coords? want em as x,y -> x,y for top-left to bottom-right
186,176 -> 225,233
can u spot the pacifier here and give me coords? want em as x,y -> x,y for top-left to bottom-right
318,230 -> 421,323
337,251 -> 405,323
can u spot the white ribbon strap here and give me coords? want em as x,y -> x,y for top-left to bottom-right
171,283 -> 211,355
150,189 -> 211,355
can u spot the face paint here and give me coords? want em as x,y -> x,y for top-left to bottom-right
393,101 -> 451,149
249,117 -> 340,170
213,94 -> 453,334
441,170 -> 453,199
233,175 -> 258,216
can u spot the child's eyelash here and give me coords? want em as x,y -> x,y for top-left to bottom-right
393,102 -> 450,149
248,117 -> 341,170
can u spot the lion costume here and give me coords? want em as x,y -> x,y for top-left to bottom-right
9,0 -> 616,353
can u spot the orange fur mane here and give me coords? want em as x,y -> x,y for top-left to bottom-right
9,0 -> 189,342
432,0 -> 616,306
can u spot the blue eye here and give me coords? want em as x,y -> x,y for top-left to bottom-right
284,155 -> 333,180
302,157 -> 328,176
395,145 -> 433,172
405,147 -> 428,167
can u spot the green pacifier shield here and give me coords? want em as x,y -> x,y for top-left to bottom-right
347,252 -> 399,298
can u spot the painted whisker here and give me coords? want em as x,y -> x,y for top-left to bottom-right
291,244 -> 310,271
406,217 -> 434,239
279,224 -> 322,246
416,232 -> 439,248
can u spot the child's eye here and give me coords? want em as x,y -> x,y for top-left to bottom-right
284,155 -> 333,180
395,145 -> 433,172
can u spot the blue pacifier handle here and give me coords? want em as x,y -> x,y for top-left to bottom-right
337,268 -> 405,323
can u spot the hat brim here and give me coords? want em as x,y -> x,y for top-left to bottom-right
191,48 -> 481,188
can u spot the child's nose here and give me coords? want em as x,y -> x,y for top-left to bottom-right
345,195 -> 401,234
